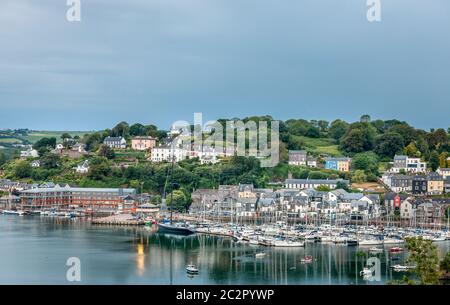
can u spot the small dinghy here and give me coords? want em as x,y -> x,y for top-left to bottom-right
301,255 -> 313,264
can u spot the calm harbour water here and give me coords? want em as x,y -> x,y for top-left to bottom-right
1,215 -> 449,285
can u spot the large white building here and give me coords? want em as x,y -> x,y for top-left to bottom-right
390,155 -> 427,174
150,145 -> 187,162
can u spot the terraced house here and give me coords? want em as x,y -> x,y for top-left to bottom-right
324,157 -> 351,172
427,172 -> 444,195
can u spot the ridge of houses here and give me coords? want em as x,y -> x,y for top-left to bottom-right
190,182 -> 380,220
382,169 -> 449,196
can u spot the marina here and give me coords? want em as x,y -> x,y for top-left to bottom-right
1,213 -> 450,285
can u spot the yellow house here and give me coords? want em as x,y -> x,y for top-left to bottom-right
427,172 -> 444,195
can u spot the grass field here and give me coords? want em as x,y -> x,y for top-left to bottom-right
19,131 -> 92,144
291,135 -> 341,156
0,138 -> 22,144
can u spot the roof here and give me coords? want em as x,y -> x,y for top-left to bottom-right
104,136 -> 125,142
21,185 -> 135,194
289,150 -> 306,155
286,179 -> 349,185
132,136 -> 156,140
391,175 -> 413,180
325,157 -> 351,162
394,155 -> 408,160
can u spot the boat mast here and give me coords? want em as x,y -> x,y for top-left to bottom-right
169,141 -> 175,225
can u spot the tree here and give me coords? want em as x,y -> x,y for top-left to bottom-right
388,124 -> 418,146
405,237 -> 440,285
87,157 -> 110,180
14,160 -> 32,178
33,137 -> 56,150
352,152 -> 379,175
352,170 -> 367,183
316,185 -> 331,192
427,128 -> 448,149
151,195 -> 162,204
439,152 -> 448,168
440,252 -> 450,275
374,132 -> 404,158
329,119 -> 349,141
0,152 -> 6,166
40,153 -> 60,169
340,122 -> 376,153
166,189 -> 188,212
317,120 -> 329,132
403,142 -> 420,158
129,123 -> 147,136
360,114 -> 371,123
111,121 -> 130,138
97,144 -> 115,159
305,126 -> 320,138
61,133 -> 72,140
429,151 -> 440,171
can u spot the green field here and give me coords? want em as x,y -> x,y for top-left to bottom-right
0,137 -> 22,144
19,131 -> 92,144
291,135 -> 341,156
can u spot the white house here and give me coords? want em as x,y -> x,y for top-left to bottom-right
103,137 -> 127,149
400,198 -> 416,219
151,144 -> 187,163
31,160 -> 40,168
75,160 -> 90,174
437,168 -> 450,179
55,143 -> 64,150
20,148 -> 39,158
390,155 -> 427,174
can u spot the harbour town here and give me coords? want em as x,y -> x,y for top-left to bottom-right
1,118 -> 450,284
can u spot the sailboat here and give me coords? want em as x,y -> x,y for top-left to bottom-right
158,145 -> 195,236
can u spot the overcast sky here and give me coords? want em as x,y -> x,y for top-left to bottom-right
0,0 -> 449,131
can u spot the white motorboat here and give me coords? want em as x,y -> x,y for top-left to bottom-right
186,264 -> 199,274
358,238 -> 383,246
432,236 -> 446,242
272,240 -> 305,247
391,265 -> 414,272
360,267 -> 372,276
255,252 -> 266,258
369,247 -> 383,253
383,238 -> 404,245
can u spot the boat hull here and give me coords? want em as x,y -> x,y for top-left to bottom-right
158,223 -> 195,235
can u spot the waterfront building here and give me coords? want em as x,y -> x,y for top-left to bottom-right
324,157 -> 351,172
20,185 -> 136,212
103,136 -> 127,149
131,136 -> 156,151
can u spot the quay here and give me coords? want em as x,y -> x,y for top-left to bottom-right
91,214 -> 145,226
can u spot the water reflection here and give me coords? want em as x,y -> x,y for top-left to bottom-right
1,215 -> 449,285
